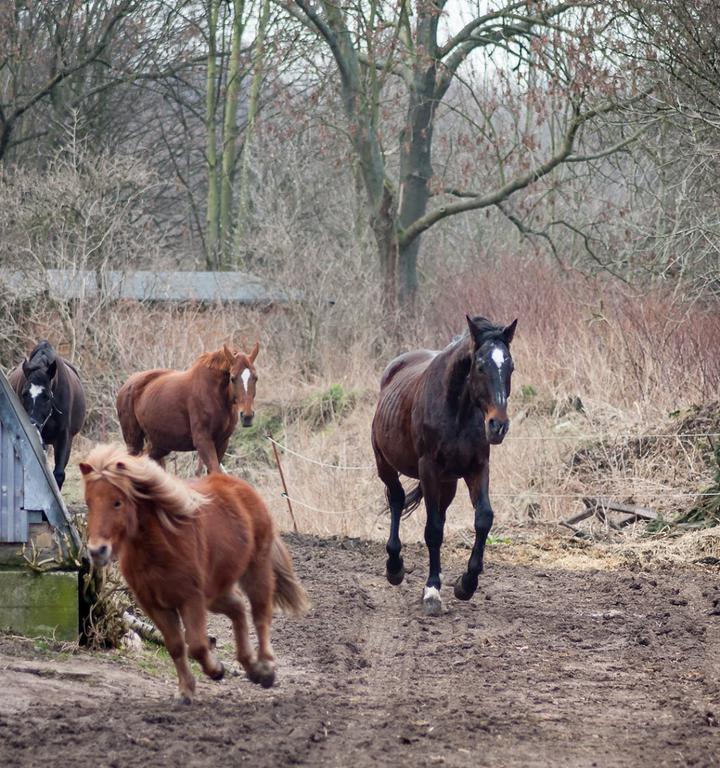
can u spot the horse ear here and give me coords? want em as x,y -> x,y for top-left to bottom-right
466,315 -> 483,347
47,360 -> 57,380
503,319 -> 518,345
22,359 -> 31,377
79,462 -> 93,476
223,344 -> 234,364
248,341 -> 259,363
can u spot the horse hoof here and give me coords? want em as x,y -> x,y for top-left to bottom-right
386,560 -> 405,586
453,574 -> 475,601
247,660 -> 275,689
173,692 -> 193,706
209,662 -> 225,681
422,586 -> 442,616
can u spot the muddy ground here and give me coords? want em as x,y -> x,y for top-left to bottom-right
1,533 -> 720,767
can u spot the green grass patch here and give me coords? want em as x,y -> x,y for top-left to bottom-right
230,406 -> 284,466
300,383 -> 359,429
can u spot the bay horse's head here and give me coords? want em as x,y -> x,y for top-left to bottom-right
466,315 -> 517,445
227,342 -> 260,428
20,358 -> 57,435
80,445 -> 204,567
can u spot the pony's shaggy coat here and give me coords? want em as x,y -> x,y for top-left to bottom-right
81,444 -> 308,702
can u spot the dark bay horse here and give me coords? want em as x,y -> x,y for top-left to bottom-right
371,316 -> 517,615
116,343 -> 259,474
81,444 -> 308,702
8,340 -> 87,490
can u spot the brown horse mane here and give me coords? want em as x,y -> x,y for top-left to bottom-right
194,346 -> 236,373
82,444 -> 207,529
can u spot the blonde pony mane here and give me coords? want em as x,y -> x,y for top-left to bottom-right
82,444 -> 207,528
195,345 -> 235,373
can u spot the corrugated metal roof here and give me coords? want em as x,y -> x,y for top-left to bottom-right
0,269 -> 292,304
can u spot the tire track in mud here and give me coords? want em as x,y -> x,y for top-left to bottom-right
1,533 -> 720,768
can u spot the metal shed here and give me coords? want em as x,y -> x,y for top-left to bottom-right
0,268 -> 293,304
0,370 -> 83,641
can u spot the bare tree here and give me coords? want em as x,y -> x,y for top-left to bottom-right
281,0 -> 647,310
0,1 -> 137,162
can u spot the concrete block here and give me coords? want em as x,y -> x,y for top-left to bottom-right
0,570 -> 78,642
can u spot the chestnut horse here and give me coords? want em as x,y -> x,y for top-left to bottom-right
116,343 -> 259,473
8,340 -> 86,490
81,444 -> 308,703
371,315 -> 517,615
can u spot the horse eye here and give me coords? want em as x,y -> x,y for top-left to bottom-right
113,500 -> 122,509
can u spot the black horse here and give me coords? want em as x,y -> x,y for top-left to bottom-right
8,341 -> 87,490
371,316 -> 517,615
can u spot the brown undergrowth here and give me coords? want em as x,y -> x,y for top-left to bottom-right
3,262 -> 719,551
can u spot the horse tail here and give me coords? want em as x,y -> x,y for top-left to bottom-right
402,484 -> 424,517
271,536 -> 310,616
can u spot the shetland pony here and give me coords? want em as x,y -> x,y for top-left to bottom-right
115,343 -> 259,474
371,316 -> 517,615
80,444 -> 308,703
8,340 -> 87,490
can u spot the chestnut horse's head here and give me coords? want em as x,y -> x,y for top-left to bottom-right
466,315 -> 517,445
226,342 -> 259,428
79,445 -> 204,567
80,457 -> 135,568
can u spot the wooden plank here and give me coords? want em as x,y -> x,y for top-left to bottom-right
586,497 -> 658,521
564,508 -> 595,526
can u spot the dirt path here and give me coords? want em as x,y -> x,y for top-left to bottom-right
1,534 -> 720,767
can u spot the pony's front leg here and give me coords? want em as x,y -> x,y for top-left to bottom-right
180,597 -> 225,682
455,463 -> 492,601
419,459 -> 456,616
144,606 -> 196,704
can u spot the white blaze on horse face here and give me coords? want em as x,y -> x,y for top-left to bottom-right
29,383 -> 45,401
491,347 -> 505,370
240,368 -> 251,389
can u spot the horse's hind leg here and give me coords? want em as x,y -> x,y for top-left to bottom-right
179,596 -> 225,682
375,452 -> 406,585
209,588 -> 255,673
148,444 -> 168,469
241,560 -> 276,688
143,606 -> 196,703
117,400 -> 145,456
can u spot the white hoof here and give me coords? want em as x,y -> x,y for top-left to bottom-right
422,586 -> 442,616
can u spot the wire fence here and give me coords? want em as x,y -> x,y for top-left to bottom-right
266,433 -> 720,519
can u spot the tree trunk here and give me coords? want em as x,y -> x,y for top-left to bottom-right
205,0 -> 221,269
397,77 -> 435,310
234,0 -> 270,261
370,185 -> 399,315
219,0 -> 245,268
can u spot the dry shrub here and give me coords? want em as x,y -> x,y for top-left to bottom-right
3,252 -> 720,544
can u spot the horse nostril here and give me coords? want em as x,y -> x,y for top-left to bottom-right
90,544 -> 109,561
489,418 -> 499,433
